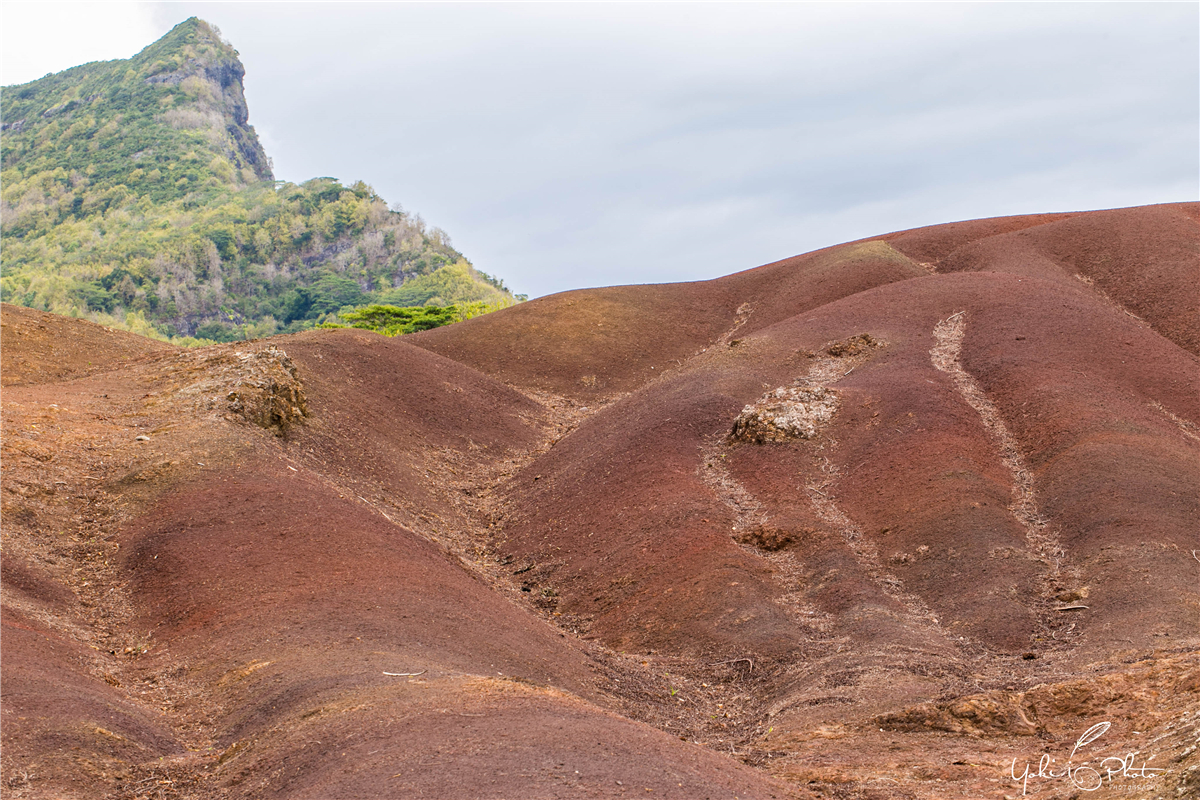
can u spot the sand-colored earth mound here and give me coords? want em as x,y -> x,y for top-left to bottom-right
3,202 -> 1198,799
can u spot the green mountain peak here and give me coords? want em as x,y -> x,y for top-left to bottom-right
1,19 -> 514,342
4,17 -> 271,205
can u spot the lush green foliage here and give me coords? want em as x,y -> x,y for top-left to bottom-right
1,17 -> 515,342
2,18 -> 270,211
331,296 -> 516,337
335,304 -> 462,336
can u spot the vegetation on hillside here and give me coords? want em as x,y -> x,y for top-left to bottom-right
328,298 -> 514,337
1,17 -> 516,342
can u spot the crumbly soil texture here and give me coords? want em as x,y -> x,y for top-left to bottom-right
3,202 -> 1199,800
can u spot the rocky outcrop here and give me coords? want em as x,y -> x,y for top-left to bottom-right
731,385 -> 840,442
162,345 -> 307,434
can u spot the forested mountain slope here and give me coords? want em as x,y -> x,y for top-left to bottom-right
1,18 -> 512,340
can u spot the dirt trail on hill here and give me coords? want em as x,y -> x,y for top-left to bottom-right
4,202 -> 1199,800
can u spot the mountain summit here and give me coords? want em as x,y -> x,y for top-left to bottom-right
3,18 -> 270,202
1,18 -> 513,340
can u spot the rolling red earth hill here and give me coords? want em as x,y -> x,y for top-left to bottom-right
3,202 -> 1197,799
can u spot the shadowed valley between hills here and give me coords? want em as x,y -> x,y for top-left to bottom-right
2,202 -> 1198,799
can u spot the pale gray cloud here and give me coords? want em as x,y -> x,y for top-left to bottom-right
4,2 -> 1197,298
0,1 -> 160,84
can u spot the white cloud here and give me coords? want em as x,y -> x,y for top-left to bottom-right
1,1 -> 164,85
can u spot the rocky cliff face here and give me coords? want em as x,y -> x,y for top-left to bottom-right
137,18 -> 273,181
1,16 -> 273,199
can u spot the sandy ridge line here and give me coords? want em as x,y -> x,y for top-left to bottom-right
698,432 -> 769,535
795,352 -> 944,630
1071,272 -> 1150,326
1148,399 -> 1200,444
716,302 -> 754,347
636,300 -> 757,393
929,312 -> 1075,615
698,345 -> 944,633
696,434 -> 836,632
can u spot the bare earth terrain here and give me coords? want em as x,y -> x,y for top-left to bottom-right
2,202 -> 1197,799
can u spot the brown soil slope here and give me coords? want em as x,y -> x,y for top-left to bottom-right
409,238 -> 930,400
923,202 -> 1200,355
3,202 -> 1198,800
2,319 -> 791,799
1,303 -> 173,387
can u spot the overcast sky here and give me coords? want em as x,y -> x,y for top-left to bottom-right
3,2 -> 1197,298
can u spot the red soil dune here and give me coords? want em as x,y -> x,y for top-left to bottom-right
3,202 -> 1197,799
1,304 -> 173,387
